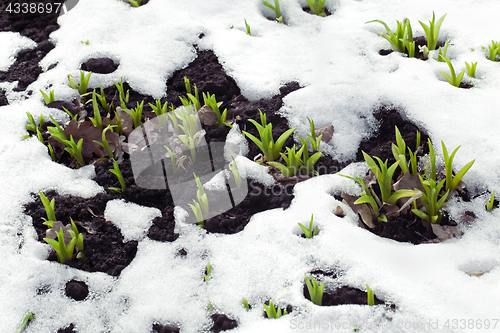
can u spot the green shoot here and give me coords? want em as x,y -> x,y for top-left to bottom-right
412,176 -> 449,224
298,135 -> 322,176
465,61 -> 477,78
17,312 -> 34,333
204,261 -> 212,281
93,125 -> 116,159
262,0 -> 283,23
437,40 -> 449,62
90,90 -> 103,128
81,39 -> 89,45
305,0 -> 326,17
164,146 -> 179,173
202,92 -> 228,126
35,128 -> 44,144
244,19 -> 251,36
337,174 -> 383,221
263,301 -> 287,319
242,298 -> 250,310
114,77 -> 130,109
48,142 -> 56,161
40,89 -> 55,105
62,106 -> 78,120
486,40 -> 500,61
183,76 -> 201,111
362,151 -> 418,205
178,133 -> 198,163
68,217 -> 85,259
441,141 -> 475,193
68,71 -> 92,100
43,226 -> 76,264
439,55 -> 465,87
194,173 -> 209,215
366,19 -> 412,53
486,191 -> 496,211
426,138 -> 437,181
418,12 -> 447,50
39,190 -> 56,227
109,159 -> 126,193
128,0 -> 145,6
306,117 -> 322,151
392,126 -> 408,174
188,199 -> 205,228
242,109 -> 296,162
62,135 -> 85,167
422,45 -> 429,60
298,214 -> 319,239
305,274 -> 324,306
25,112 -> 45,133
268,144 -> 305,177
94,86 -> 111,113
124,101 -> 144,128
366,284 -> 374,306
149,99 -> 169,127
229,157 -> 242,189
47,115 -> 68,144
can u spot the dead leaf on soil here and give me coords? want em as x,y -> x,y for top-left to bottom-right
341,192 -> 375,229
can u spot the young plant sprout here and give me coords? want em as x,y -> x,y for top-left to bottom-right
202,92 -> 228,126
426,138 -> 437,181
263,301 -> 287,319
63,135 -> 85,167
68,218 -> 86,259
109,159 -> 126,193
298,135 -> 322,176
298,214 -> 319,239
362,151 -> 418,205
412,176 -> 449,224
439,55 -> 465,87
242,298 -> 250,310
365,18 -> 412,53
242,109 -> 296,162
182,76 -> 201,111
262,0 -> 283,23
306,117 -> 322,151
392,126 -> 409,174
465,61 -> 477,78
486,40 -> 500,61
194,173 -> 209,215
437,40 -> 449,62
244,19 -> 251,36
25,112 -> 45,133
189,199 -> 205,228
149,99 -> 169,127
47,115 -> 68,144
62,106 -> 78,120
40,89 -> 55,105
128,0 -> 145,6
93,125 -> 116,160
486,191 -> 496,211
268,144 -> 305,177
442,141 -> 475,193
81,39 -> 89,45
68,70 -> 92,101
39,190 -> 56,227
165,146 -> 179,173
229,157 -> 242,189
338,174 -> 385,222
114,77 -> 130,109
43,225 -> 77,264
366,284 -> 375,306
305,0 -> 326,17
204,261 -> 212,281
90,91 -> 104,129
124,101 -> 144,128
305,274 -> 324,306
419,12 -> 447,51
17,312 -> 34,333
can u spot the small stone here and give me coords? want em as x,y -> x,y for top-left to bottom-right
198,105 -> 218,126
315,125 -> 334,143
334,206 -> 345,217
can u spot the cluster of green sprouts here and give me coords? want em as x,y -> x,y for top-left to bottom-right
341,126 -> 475,225
298,214 -> 319,239
243,110 -> 322,177
188,173 -> 209,228
39,191 -> 86,264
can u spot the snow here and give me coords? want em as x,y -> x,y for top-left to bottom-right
1,0 -> 500,332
